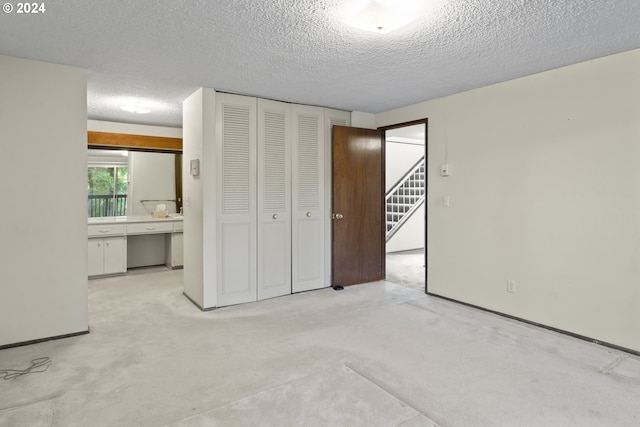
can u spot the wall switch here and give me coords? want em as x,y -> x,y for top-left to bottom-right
507,279 -> 516,293
190,159 -> 200,176
443,195 -> 450,207
441,163 -> 450,177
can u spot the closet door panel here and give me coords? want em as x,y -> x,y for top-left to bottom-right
292,105 -> 325,293
295,217 -> 321,281
220,223 -> 252,295
261,222 -> 288,289
216,93 -> 257,307
257,99 -> 291,300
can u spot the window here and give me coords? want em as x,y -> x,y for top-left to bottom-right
88,150 -> 128,217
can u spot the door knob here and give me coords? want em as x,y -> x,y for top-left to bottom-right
306,212 -> 312,218
272,214 -> 278,220
335,213 -> 344,220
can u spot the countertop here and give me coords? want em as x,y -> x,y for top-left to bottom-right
88,215 -> 183,225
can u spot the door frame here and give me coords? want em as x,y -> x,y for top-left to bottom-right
378,118 -> 428,293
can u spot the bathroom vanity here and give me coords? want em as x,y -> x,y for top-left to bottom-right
88,215 -> 183,277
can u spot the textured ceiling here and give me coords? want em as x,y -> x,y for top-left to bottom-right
1,0 -> 639,128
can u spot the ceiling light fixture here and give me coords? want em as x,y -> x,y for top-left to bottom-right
343,0 -> 423,34
120,103 -> 151,114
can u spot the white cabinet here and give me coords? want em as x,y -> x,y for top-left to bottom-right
104,237 -> 126,274
173,233 -> 184,267
165,221 -> 184,269
88,224 -> 126,277
88,224 -> 125,237
165,232 -> 183,269
88,219 -> 182,277
126,222 -> 173,235
88,239 -> 103,277
88,236 -> 126,277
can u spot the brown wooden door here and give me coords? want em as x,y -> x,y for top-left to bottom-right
332,125 -> 384,287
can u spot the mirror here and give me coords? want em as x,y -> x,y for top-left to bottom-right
88,149 -> 180,218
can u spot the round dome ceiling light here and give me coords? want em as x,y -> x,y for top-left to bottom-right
343,0 -> 424,34
120,104 -> 151,114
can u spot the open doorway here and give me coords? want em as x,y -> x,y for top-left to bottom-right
383,121 -> 427,292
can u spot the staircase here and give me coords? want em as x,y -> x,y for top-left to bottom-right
386,157 -> 425,241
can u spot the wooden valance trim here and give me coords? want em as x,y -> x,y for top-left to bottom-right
88,131 -> 182,152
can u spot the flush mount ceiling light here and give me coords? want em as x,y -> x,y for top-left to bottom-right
120,103 -> 151,114
343,0 -> 424,34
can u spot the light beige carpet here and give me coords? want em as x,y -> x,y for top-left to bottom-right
1,268 -> 639,426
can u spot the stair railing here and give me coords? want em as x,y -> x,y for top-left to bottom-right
386,157 -> 425,242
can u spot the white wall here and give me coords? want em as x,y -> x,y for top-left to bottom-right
182,88 -> 217,309
387,205 -> 425,253
351,111 -> 376,129
386,141 -> 424,192
0,55 -> 88,347
376,48 -> 640,352
87,119 -> 181,138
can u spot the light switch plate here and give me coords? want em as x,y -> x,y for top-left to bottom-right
190,159 -> 200,176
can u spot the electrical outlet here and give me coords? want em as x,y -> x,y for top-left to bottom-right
507,279 -> 516,293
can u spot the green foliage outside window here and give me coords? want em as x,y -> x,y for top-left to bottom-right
88,166 -> 128,217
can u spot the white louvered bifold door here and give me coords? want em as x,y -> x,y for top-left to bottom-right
216,93 -> 258,307
292,105 -> 326,293
257,99 -> 292,300
323,109 -> 351,286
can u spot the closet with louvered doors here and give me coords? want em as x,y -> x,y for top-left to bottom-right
214,92 -> 333,305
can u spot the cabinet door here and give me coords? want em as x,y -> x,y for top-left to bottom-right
216,93 -> 258,307
324,109 -> 351,286
165,232 -> 184,269
292,105 -> 325,293
257,99 -> 292,300
104,236 -> 126,275
88,238 -> 104,277
173,232 -> 184,267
